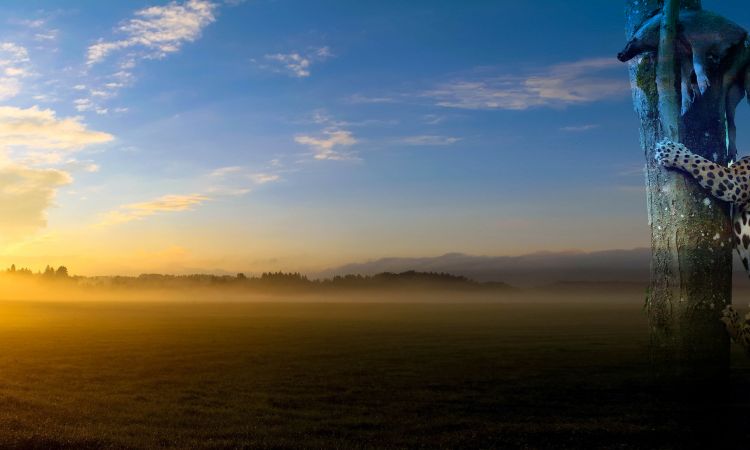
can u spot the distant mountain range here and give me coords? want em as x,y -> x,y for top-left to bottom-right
318,248 -> 750,288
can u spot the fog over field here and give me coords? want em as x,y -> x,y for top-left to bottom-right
0,274 -> 640,304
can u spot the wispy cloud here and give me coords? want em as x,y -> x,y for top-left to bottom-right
262,46 -> 332,78
560,124 -> 599,132
294,112 -> 359,161
87,0 -> 217,65
303,109 -> 397,129
210,166 -> 243,177
74,98 -> 109,115
126,194 -> 209,212
33,30 -> 58,43
424,58 -> 628,110
97,193 -> 210,227
15,19 -> 46,29
422,114 -> 447,125
15,17 -> 60,43
295,130 -> 358,161
249,173 -> 280,184
208,165 -> 282,194
8,16 -> 60,44
310,110 -> 347,127
81,0 -> 217,114
346,93 -> 398,104
99,171 -> 282,225
0,42 -> 29,65
0,42 -> 31,100
399,135 -> 461,146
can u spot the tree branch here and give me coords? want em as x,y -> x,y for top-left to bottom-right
657,0 -> 681,140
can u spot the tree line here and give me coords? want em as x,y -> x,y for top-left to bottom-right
1,265 -> 513,292
6,264 -> 68,278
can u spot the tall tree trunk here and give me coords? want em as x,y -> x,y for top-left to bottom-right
624,0 -> 731,382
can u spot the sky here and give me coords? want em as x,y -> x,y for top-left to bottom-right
0,0 -> 748,275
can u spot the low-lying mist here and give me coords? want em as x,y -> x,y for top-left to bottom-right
0,274 -> 648,304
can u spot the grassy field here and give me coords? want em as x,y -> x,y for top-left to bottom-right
0,299 -> 748,449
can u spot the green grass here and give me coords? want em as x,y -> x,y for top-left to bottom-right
0,300 -> 747,449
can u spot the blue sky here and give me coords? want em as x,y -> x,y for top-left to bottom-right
0,0 -> 747,274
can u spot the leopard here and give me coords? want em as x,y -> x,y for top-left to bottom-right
655,139 -> 750,352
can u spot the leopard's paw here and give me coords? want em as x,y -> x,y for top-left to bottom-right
654,140 -> 680,167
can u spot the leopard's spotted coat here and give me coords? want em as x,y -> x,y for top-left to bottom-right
655,140 -> 750,349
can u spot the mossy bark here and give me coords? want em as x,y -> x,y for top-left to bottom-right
625,0 -> 731,383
